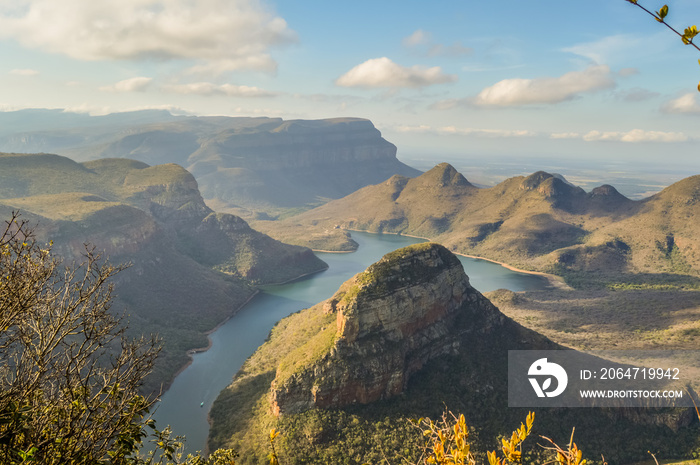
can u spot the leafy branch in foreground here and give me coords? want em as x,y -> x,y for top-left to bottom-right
0,212 -> 237,464
408,410 -> 585,465
625,0 -> 700,90
0,212 -> 158,464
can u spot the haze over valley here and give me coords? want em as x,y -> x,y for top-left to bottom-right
3,0 -> 700,463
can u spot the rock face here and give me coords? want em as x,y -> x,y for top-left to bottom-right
269,243 -> 506,416
185,118 -> 421,213
209,242 -> 695,463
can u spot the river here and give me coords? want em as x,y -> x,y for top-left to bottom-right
151,231 -> 548,453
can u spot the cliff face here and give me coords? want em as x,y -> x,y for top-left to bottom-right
269,243 -> 506,415
186,118 -> 420,214
0,113 -> 421,215
189,118 -> 398,171
0,154 -> 327,283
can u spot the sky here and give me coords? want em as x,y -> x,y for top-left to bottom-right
1,0 -> 700,166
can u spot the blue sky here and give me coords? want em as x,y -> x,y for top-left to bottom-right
1,0 -> 700,164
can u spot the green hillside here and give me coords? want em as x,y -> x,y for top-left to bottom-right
0,152 -> 327,392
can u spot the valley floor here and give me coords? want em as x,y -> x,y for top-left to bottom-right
488,282 -> 700,390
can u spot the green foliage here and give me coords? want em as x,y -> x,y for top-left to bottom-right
0,212 -> 238,464
414,412 -> 479,465
0,152 -> 328,393
0,213 -> 158,464
263,166 -> 700,279
210,274 -> 700,464
347,242 -> 459,301
273,409 -> 424,465
486,412 -> 535,465
683,25 -> 699,44
275,314 -> 336,384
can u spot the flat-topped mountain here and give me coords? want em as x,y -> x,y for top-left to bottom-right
259,163 -> 700,276
208,243 -> 695,464
0,152 -> 327,391
0,111 -> 420,216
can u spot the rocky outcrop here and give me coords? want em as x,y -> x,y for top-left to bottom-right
269,243 -> 506,416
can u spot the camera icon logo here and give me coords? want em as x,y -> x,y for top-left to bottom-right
528,358 -> 568,398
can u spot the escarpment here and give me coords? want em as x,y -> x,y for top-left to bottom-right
269,242 -> 508,416
0,113 -> 422,214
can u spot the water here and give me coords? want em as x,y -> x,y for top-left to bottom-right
150,232 -> 547,453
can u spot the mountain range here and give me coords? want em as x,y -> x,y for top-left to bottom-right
258,162 -> 700,277
0,152 -> 327,392
0,110 -> 420,217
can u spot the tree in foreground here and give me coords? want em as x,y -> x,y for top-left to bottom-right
0,212 -> 236,464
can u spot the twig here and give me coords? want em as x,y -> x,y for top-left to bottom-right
626,0 -> 700,53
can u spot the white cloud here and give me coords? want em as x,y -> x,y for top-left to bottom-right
562,35 -> 634,65
123,104 -> 192,116
61,103 -> 191,116
615,88 -> 659,102
395,125 -> 687,143
99,77 -> 152,93
427,42 -> 473,57
9,68 -> 39,76
428,98 -> 463,111
335,57 -> 457,89
162,82 -> 277,97
0,104 -> 26,112
618,68 -> 639,77
662,93 -> 700,114
62,104 -> 113,116
550,132 -> 581,139
583,129 -> 688,143
402,29 -> 430,47
233,107 -> 288,116
402,29 -> 472,57
395,125 -> 535,138
473,65 -> 615,106
0,0 -> 296,72
562,33 -> 669,67
184,57 -> 281,76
